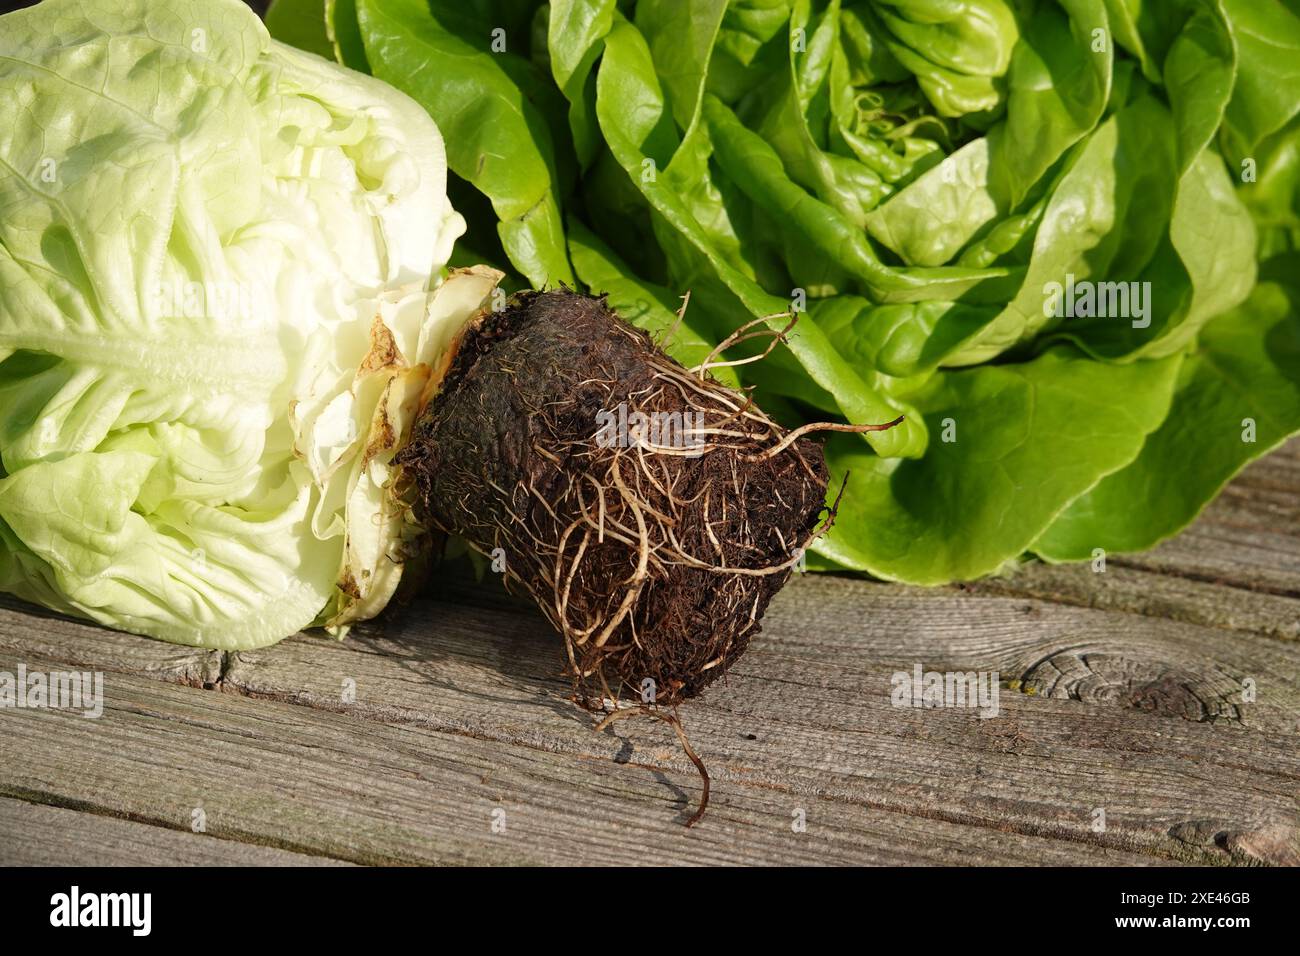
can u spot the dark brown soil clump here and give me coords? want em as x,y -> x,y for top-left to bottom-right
398,290 -> 830,708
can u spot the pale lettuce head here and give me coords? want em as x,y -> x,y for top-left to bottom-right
0,0 -> 497,648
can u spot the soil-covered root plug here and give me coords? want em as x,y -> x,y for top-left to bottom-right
399,287 -> 833,700
397,287 -> 899,822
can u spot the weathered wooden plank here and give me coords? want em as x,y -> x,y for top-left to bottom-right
957,562 -> 1300,642
4,565 -> 1298,864
13,561 -> 1297,730
0,797 -> 352,866
0,653 -> 1163,866
0,595 -> 222,685
769,579 -> 1300,731
212,579 -> 1300,864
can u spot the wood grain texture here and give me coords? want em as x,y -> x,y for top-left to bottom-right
957,561 -> 1300,642
0,797 -> 353,866
0,439 -> 1296,865
0,652 -> 1163,866
2,577 -> 1297,865
0,596 -> 223,684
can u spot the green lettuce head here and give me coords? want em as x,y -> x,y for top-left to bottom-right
0,0 -> 496,647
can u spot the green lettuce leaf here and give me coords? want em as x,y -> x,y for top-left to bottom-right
814,347 -> 1182,582
0,0 -> 477,645
1034,255 -> 1300,558
294,0 -> 1300,587
355,0 -> 575,288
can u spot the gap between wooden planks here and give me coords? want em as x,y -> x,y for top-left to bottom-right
0,440 -> 1296,866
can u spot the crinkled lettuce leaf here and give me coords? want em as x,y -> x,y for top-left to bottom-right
0,0 -> 480,646
272,0 -> 1300,585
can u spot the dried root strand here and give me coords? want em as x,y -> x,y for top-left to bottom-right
691,311 -> 799,378
594,705 -> 710,827
742,416 -> 906,462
